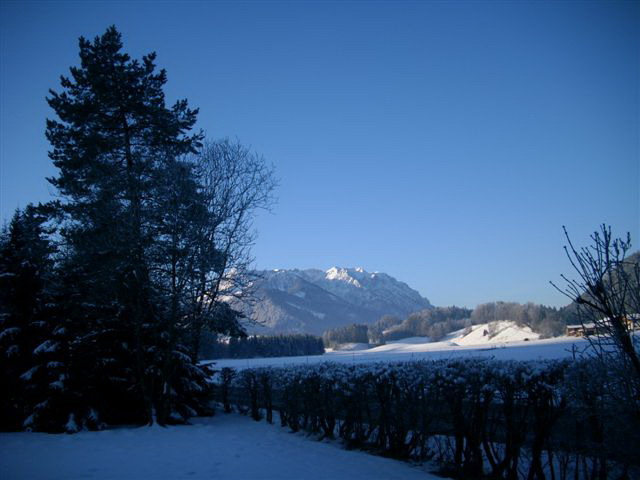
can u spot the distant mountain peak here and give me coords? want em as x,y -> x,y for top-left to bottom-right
246,267 -> 432,335
325,266 -> 364,287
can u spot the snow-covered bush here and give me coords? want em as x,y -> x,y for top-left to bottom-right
218,358 -> 639,479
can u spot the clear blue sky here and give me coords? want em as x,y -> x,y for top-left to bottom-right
1,1 -> 638,308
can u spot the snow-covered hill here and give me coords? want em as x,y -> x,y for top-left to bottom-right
367,320 -> 541,352
452,321 -> 540,346
324,321 -> 540,355
246,267 -> 432,335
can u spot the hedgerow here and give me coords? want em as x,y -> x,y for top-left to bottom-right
215,358 -> 639,479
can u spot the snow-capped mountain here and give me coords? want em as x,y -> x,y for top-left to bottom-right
246,267 -> 432,335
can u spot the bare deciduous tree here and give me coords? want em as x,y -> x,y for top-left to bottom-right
551,225 -> 640,393
183,139 -> 278,360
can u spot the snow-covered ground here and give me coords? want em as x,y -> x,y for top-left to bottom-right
212,322 -> 589,370
0,413 -> 440,480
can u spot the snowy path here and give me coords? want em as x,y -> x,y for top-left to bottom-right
0,413 -> 441,480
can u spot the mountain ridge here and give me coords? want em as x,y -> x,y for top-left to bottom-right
245,267 -> 432,335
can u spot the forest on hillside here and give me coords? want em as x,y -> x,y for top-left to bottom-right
324,301 -> 582,347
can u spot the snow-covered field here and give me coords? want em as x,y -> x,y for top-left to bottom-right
0,413 -> 440,480
212,321 -> 588,370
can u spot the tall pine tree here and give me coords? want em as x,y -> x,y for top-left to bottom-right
45,26 -> 205,426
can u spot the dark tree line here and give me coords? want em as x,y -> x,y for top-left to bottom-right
322,324 -> 370,348
0,27 -> 275,431
470,301 -> 570,337
201,334 -> 324,359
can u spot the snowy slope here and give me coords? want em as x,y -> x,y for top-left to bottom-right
360,321 -> 541,355
0,414 -> 441,480
452,321 -> 539,346
211,332 -> 593,370
330,322 -> 540,354
246,267 -> 432,335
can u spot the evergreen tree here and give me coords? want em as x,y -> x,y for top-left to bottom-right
45,26 -> 204,426
0,206 -> 54,430
145,156 -> 219,423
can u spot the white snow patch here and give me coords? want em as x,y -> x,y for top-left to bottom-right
65,414 -> 78,433
0,327 -> 20,341
20,366 -> 39,381
33,340 -> 59,355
